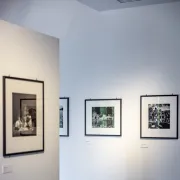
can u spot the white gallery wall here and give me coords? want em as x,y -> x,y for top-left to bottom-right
0,0 -> 180,180
0,20 -> 59,180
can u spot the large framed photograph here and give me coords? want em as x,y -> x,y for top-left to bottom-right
85,99 -> 122,136
140,95 -> 178,139
59,97 -> 69,137
3,76 -> 44,156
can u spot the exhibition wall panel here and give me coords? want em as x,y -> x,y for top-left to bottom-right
0,20 -> 59,180
59,2 -> 180,180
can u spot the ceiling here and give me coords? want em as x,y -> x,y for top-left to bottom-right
76,0 -> 180,11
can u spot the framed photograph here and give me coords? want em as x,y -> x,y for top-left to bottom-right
59,97 -> 69,137
85,99 -> 122,136
140,95 -> 178,139
3,76 -> 44,156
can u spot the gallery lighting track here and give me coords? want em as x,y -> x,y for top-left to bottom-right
117,0 -> 141,3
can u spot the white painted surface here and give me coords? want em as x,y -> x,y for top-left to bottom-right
60,3 -> 180,180
77,0 -> 180,11
0,20 -> 59,180
0,1 -> 180,180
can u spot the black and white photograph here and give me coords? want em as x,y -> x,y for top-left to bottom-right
140,95 -> 178,139
85,99 -> 122,136
3,76 -> 44,156
59,105 -> 63,128
59,97 -> 69,137
148,104 -> 170,129
92,107 -> 114,128
13,93 -> 37,137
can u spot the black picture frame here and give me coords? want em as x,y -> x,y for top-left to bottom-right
85,98 -> 122,136
140,94 -> 178,139
59,97 -> 69,137
3,76 -> 44,156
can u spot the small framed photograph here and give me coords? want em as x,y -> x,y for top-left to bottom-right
3,76 -> 44,156
85,99 -> 122,136
140,95 -> 178,139
59,97 -> 69,137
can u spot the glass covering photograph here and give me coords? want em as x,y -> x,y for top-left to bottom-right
140,95 -> 178,139
85,99 -> 122,136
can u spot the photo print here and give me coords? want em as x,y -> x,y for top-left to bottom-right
13,93 -> 37,137
148,104 -> 170,129
140,95 -> 178,139
59,97 -> 69,137
59,105 -> 63,128
3,76 -> 44,156
92,107 -> 114,128
85,99 -> 122,136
